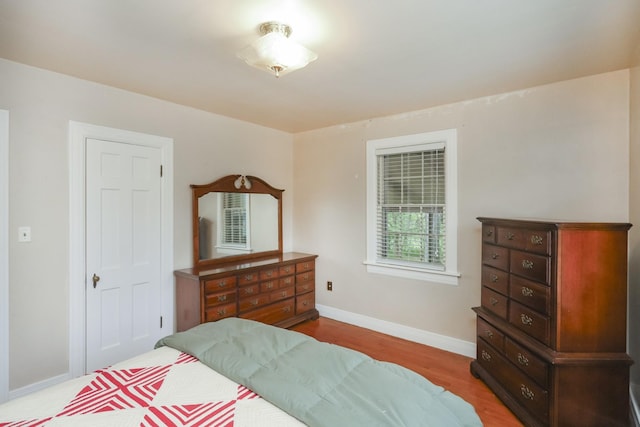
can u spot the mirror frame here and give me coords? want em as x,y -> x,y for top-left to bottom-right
191,174 -> 283,270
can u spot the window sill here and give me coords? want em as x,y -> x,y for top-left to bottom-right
363,260 -> 460,286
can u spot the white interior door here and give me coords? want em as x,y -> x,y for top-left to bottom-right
85,138 -> 163,372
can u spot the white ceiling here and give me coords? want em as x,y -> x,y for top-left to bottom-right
1,0 -> 639,133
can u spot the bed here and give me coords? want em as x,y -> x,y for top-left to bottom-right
0,318 -> 483,426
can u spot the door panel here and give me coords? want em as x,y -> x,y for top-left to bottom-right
85,138 -> 162,372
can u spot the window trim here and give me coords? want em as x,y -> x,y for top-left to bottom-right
365,129 -> 460,285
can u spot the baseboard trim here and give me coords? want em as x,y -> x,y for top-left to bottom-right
316,304 -> 476,358
8,372 -> 72,401
631,383 -> 640,427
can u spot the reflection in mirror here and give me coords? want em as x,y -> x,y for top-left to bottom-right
191,175 -> 283,269
198,193 -> 279,259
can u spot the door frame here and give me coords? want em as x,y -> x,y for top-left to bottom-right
68,121 -> 173,377
0,110 -> 9,403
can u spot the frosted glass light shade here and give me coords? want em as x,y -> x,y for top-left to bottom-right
237,22 -> 317,77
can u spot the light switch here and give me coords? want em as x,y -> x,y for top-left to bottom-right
18,226 -> 31,242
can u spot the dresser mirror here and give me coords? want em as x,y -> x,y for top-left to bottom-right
191,174 -> 283,269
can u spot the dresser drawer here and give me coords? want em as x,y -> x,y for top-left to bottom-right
296,271 -> 314,284
204,302 -> 237,322
204,290 -> 237,307
260,268 -> 279,280
240,299 -> 294,325
509,301 -> 550,346
482,244 -> 509,271
238,294 -> 270,312
238,284 -> 260,298
481,266 -> 508,296
296,280 -> 315,294
477,317 -> 505,352
481,287 -> 508,319
496,227 -> 525,249
476,338 -> 510,382
505,338 -> 549,388
510,275 -> 550,315
296,260 -> 315,273
279,264 -> 296,276
482,224 -> 496,243
296,292 -> 315,314
522,229 -> 551,255
270,285 -> 295,302
500,358 -> 549,422
279,275 -> 295,288
204,276 -> 236,293
510,250 -> 550,284
238,272 -> 259,286
260,279 -> 279,293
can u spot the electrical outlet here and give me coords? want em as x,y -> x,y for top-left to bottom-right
18,226 -> 31,242
327,281 -> 333,291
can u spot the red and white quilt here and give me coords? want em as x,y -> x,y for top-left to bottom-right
0,347 -> 306,427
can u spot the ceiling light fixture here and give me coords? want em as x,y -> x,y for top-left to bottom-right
237,21 -> 318,78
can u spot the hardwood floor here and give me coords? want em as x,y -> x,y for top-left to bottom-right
291,317 -> 523,427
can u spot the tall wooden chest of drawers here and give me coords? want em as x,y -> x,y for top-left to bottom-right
471,218 -> 632,427
175,252 -> 318,332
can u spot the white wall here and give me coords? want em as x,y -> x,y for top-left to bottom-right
0,58 -> 294,391
628,46 -> 640,418
293,70 -> 630,344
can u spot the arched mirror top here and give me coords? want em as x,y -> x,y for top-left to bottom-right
192,174 -> 283,270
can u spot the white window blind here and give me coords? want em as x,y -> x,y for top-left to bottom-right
377,145 -> 446,269
222,193 -> 247,246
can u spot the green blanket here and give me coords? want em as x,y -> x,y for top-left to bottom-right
155,318 -> 482,427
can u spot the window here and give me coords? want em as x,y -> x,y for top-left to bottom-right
365,129 -> 459,285
217,192 -> 251,252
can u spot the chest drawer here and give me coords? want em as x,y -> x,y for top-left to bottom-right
279,275 -> 295,288
204,302 -> 237,322
482,224 -> 496,243
260,279 -> 279,293
510,275 -> 550,315
296,280 -> 315,294
481,266 -> 508,296
239,299 -> 294,325
204,276 -> 236,293
296,292 -> 315,314
481,287 -> 508,319
238,272 -> 259,286
505,338 -> 549,388
260,268 -> 279,280
238,284 -> 260,298
509,301 -> 550,346
204,290 -> 237,307
296,260 -> 315,273
270,285 -> 295,302
500,357 -> 549,422
238,294 -> 270,312
510,250 -> 550,284
279,264 -> 296,276
477,317 -> 505,352
482,244 -> 509,271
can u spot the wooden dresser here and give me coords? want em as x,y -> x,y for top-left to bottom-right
175,252 -> 318,332
471,218 -> 632,427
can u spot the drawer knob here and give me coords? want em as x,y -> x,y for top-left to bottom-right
491,253 -> 499,260
520,384 -> 535,400
506,232 -> 515,240
218,281 -> 226,287
486,229 -> 493,237
283,306 -> 291,313
302,300 -> 309,306
522,259 -> 534,269
217,308 -> 226,316
217,295 -> 227,302
484,329 -> 494,338
250,299 -> 259,306
530,235 -> 543,245
490,274 -> 498,283
490,297 -> 499,306
481,350 -> 492,362
520,313 -> 534,326
266,282 -> 274,289
245,274 -> 254,281
521,287 -> 534,297
244,288 -> 254,295
517,353 -> 530,367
